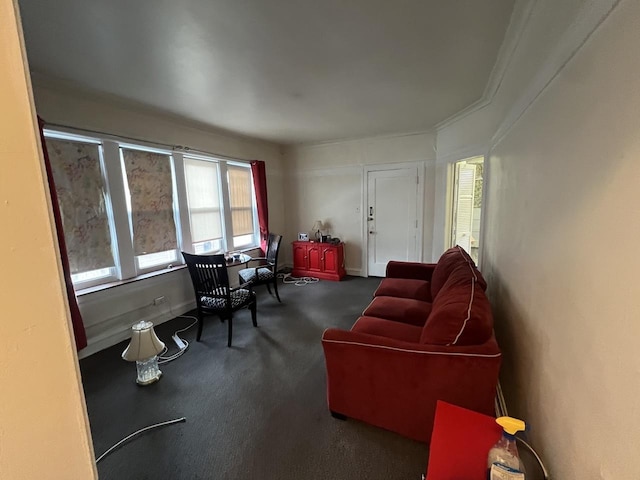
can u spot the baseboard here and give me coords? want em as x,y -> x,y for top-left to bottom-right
78,299 -> 195,359
280,264 -> 363,278
345,268 -> 364,277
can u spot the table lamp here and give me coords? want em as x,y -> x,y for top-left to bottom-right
311,220 -> 323,241
122,320 -> 165,385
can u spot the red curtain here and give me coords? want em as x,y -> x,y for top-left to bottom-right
37,117 -> 88,351
250,160 -> 269,254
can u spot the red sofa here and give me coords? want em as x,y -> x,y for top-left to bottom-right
321,246 -> 501,443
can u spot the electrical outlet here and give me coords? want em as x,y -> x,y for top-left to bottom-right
153,296 -> 166,306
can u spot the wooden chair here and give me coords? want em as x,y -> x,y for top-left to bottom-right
237,233 -> 283,302
182,252 -> 257,347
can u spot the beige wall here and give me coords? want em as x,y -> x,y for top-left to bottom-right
284,132 -> 437,273
482,0 -> 640,477
0,0 -> 96,477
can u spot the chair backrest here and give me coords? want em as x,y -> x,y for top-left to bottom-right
182,252 -> 230,305
266,234 -> 282,267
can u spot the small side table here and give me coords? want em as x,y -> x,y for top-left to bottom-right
426,401 -> 501,480
425,401 -> 548,480
225,253 -> 252,267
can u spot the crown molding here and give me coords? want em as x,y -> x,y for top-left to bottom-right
491,0 -> 621,147
290,128 -> 435,149
435,0 -> 537,132
435,142 -> 489,165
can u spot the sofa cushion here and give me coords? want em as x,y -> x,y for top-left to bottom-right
351,316 -> 423,343
431,246 -> 486,297
431,247 -> 467,298
456,247 -> 487,291
363,296 -> 432,327
437,262 -> 476,292
420,283 -> 493,346
374,277 -> 431,302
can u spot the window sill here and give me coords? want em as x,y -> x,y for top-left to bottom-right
75,246 -> 260,297
75,264 -> 188,297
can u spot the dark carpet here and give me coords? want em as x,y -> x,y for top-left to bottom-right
80,276 -> 428,479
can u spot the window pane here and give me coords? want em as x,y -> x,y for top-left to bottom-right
137,250 -> 178,269
194,239 -> 223,254
233,234 -> 254,249
228,165 -> 255,237
122,148 -> 177,256
45,138 -> 114,275
184,158 -> 223,243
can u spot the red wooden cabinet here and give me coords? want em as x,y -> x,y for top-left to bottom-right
292,241 -> 346,281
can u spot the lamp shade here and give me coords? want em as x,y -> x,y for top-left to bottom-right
122,321 -> 165,361
311,221 -> 323,232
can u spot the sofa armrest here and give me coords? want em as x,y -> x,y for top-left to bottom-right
321,328 -> 501,442
385,261 -> 436,280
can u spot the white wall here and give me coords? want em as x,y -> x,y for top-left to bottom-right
284,132 -> 437,274
31,81 -> 286,356
442,0 -> 640,477
0,1 -> 96,477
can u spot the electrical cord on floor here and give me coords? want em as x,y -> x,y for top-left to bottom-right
277,272 -> 319,286
95,417 -> 186,464
157,315 -> 198,364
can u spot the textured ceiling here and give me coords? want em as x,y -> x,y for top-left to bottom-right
19,0 -> 515,144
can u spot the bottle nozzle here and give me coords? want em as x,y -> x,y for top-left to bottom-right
496,416 -> 526,435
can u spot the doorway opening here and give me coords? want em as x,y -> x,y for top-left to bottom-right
450,157 -> 484,264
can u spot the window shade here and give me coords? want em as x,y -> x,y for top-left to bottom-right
228,165 -> 255,237
184,158 -> 223,243
45,138 -> 113,274
122,148 -> 177,256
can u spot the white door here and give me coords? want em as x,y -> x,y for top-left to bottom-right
367,167 -> 419,277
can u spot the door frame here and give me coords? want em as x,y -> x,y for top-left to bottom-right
361,161 -> 425,277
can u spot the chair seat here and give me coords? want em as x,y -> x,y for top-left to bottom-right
201,288 -> 251,309
239,267 -> 274,283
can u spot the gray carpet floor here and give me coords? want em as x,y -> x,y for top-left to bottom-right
80,276 -> 429,479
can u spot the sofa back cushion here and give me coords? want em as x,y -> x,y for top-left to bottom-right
431,247 -> 467,297
431,246 -> 486,298
420,280 -> 493,346
456,245 -> 488,291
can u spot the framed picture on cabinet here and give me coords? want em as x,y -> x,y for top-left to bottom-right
298,232 -> 309,241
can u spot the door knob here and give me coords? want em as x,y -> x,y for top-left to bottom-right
369,231 -> 376,234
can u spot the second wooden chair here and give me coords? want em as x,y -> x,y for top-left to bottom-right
238,233 -> 283,302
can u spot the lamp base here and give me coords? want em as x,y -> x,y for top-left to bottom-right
135,356 -> 162,385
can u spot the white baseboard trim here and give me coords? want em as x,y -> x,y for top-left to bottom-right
345,268 -> 364,277
78,299 -> 195,359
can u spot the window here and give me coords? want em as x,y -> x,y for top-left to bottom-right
121,147 -> 179,272
44,134 -> 117,288
227,164 -> 257,249
43,128 -> 260,289
450,157 -> 484,263
183,157 -> 224,254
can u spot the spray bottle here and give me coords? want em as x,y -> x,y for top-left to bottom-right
487,416 -> 526,479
